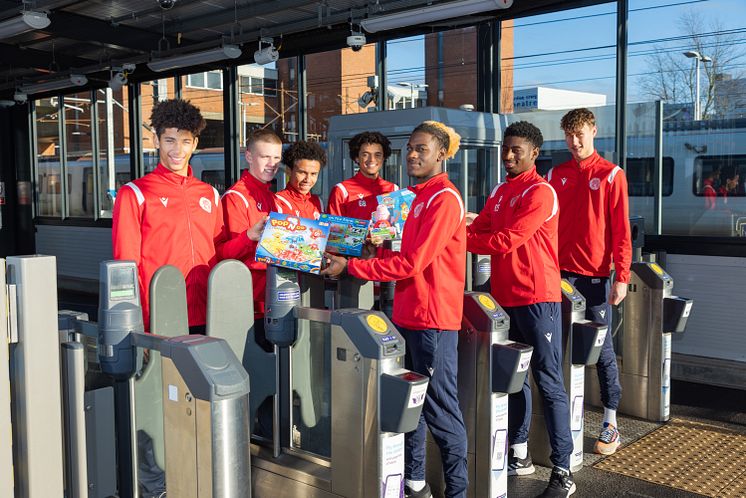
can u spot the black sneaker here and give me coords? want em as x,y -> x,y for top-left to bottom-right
404,482 -> 432,498
536,466 -> 576,497
507,448 -> 535,476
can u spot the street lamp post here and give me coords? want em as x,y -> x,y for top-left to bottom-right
397,82 -> 428,108
683,50 -> 713,120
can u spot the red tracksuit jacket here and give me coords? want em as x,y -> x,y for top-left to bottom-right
221,171 -> 278,317
547,151 -> 632,283
326,172 -> 399,220
348,173 -> 466,331
467,167 -> 561,307
112,164 -> 224,329
275,186 -> 323,220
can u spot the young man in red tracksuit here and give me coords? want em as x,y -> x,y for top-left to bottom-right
112,99 -> 223,334
221,129 -> 283,320
323,121 -> 467,498
547,108 -> 632,456
275,141 -> 325,220
327,131 -> 398,220
467,121 -> 575,498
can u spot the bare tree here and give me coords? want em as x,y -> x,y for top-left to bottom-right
639,11 -> 745,119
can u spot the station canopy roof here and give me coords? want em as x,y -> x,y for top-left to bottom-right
0,0 -> 601,97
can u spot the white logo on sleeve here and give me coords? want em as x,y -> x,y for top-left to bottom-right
199,197 -> 212,213
545,332 -> 553,343
257,202 -> 263,210
561,177 -> 567,186
589,178 -> 601,190
413,203 -> 424,217
510,195 -> 519,207
160,197 -> 169,207
599,309 -> 606,319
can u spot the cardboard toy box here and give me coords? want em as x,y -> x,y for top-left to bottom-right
320,214 -> 370,257
256,212 -> 330,274
369,189 -> 416,240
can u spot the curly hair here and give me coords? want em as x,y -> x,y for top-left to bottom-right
504,121 -> 544,149
560,108 -> 596,132
150,99 -> 206,138
282,140 -> 327,170
412,121 -> 461,159
348,131 -> 392,162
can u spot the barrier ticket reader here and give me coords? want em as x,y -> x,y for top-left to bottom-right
528,280 -> 608,472
586,262 -> 692,422
98,261 -> 252,497
243,265 -> 428,498
429,292 -> 533,498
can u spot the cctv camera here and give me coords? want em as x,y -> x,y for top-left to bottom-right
69,74 -> 88,86
109,72 -> 127,91
14,91 -> 28,104
157,0 -> 177,9
347,34 -> 366,52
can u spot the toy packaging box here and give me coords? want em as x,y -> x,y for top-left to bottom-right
256,212 -> 330,274
320,214 -> 370,257
370,189 -> 416,240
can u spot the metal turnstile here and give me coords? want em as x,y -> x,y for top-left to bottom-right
211,264 -> 428,498
585,262 -> 693,422
428,292 -> 533,498
528,280 -> 608,472
92,261 -> 251,498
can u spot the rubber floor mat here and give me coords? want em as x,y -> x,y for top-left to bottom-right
594,418 -> 746,497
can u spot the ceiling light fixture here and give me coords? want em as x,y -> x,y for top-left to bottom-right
19,74 -> 88,95
361,0 -> 513,33
0,11 -> 50,39
147,44 -> 242,72
253,38 -> 279,65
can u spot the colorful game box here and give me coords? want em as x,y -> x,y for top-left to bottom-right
320,214 -> 370,257
370,189 -> 416,240
256,212 -> 330,274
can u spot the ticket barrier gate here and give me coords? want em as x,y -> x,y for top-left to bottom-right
586,262 -> 692,422
209,264 -> 429,497
427,292 -> 534,498
59,260 -> 252,498
527,280 -> 608,472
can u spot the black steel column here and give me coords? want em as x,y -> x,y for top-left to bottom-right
128,83 -> 143,180
615,0 -> 629,170
223,65 -> 240,188
298,55 -> 308,141
376,40 -> 387,111
476,21 -> 494,113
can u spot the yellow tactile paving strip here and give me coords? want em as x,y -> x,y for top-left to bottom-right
594,418 -> 746,497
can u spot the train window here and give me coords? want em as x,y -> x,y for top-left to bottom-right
201,170 -> 226,193
693,156 -> 746,198
626,157 -> 674,197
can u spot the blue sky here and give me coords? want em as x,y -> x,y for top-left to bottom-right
385,0 -> 746,103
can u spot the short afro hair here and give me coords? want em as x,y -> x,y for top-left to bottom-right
282,140 -> 327,170
504,121 -> 543,149
348,131 -> 392,162
150,99 -> 206,138
560,108 -> 596,133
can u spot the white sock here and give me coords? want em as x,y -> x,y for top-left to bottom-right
406,480 -> 425,492
603,407 -> 617,427
511,442 -> 528,459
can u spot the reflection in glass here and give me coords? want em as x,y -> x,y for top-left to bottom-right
35,98 -> 62,217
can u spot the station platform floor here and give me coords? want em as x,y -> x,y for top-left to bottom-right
510,380 -> 746,498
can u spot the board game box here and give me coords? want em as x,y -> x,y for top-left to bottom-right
320,214 -> 370,257
255,212 -> 330,274
370,189 -> 416,240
